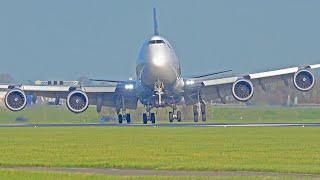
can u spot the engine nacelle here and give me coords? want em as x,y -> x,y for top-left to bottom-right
293,69 -> 315,91
5,89 -> 27,111
66,90 -> 89,113
232,79 -> 254,102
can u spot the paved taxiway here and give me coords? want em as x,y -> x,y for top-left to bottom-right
1,167 -> 320,178
0,123 -> 319,127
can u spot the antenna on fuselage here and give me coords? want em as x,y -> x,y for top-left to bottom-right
153,8 -> 159,35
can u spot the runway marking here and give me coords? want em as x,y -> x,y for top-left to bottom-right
1,166 -> 320,178
0,123 -> 319,127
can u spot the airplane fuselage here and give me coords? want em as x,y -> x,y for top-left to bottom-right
136,35 -> 184,107
137,35 -> 182,91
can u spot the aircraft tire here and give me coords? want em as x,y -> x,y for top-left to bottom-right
193,112 -> 199,122
118,114 -> 123,124
126,113 -> 131,123
151,113 -> 156,124
169,112 -> 174,123
143,113 -> 148,124
202,112 -> 206,122
177,111 -> 182,122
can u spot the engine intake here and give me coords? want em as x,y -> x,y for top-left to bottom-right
232,79 -> 254,102
66,90 -> 89,113
294,69 -> 315,91
5,89 -> 27,111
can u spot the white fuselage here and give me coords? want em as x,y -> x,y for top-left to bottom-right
136,36 -> 181,90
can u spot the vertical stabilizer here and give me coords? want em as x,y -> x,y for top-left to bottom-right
153,8 -> 159,35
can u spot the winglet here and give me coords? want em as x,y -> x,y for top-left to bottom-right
153,8 -> 159,35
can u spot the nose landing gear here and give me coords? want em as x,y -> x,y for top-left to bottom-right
154,81 -> 165,107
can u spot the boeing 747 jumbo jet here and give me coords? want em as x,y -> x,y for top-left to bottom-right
1,9 -> 319,124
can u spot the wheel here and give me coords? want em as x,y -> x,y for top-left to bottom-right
126,113 -> 131,123
193,112 -> 199,122
193,104 -> 200,123
54,98 -> 59,105
143,113 -> 148,124
177,111 -> 182,122
151,113 -> 156,124
202,112 -> 206,122
201,103 -> 206,122
118,114 -> 123,124
169,112 -> 174,123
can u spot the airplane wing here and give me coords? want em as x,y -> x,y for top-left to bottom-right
0,83 -> 138,113
184,64 -> 320,104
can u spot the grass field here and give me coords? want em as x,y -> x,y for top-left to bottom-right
1,105 -> 320,124
1,106 -> 320,179
0,126 -> 319,174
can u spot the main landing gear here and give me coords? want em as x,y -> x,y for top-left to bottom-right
193,103 -> 206,122
118,113 -> 131,124
169,108 -> 182,123
142,112 -> 156,124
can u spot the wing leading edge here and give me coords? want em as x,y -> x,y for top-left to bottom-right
183,64 -> 320,105
202,64 -> 320,86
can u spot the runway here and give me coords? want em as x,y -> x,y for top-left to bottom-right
0,122 -> 320,127
1,166 -> 320,178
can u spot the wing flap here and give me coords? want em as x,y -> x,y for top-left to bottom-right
83,86 -> 116,93
21,85 -> 70,92
0,85 -> 117,93
202,77 -> 238,86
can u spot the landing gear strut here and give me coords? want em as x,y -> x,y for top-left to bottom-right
169,107 -> 182,123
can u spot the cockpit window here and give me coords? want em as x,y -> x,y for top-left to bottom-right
148,40 -> 165,45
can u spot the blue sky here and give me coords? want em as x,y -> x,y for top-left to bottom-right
0,0 -> 320,81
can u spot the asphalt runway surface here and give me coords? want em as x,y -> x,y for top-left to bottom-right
1,166 -> 320,178
0,122 -> 320,127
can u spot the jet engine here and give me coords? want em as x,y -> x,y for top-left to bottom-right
5,89 -> 27,111
232,79 -> 254,101
66,90 -> 89,113
293,69 -> 315,91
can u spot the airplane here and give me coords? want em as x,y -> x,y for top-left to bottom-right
0,8 -> 319,124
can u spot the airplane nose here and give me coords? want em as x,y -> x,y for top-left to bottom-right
140,42 -> 178,88
151,55 -> 167,67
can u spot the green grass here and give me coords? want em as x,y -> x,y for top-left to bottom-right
0,105 -> 100,124
0,127 -> 320,174
212,107 -> 320,122
1,105 -> 320,124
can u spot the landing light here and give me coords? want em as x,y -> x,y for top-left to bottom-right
124,84 -> 134,90
185,80 -> 195,85
152,56 -> 166,67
